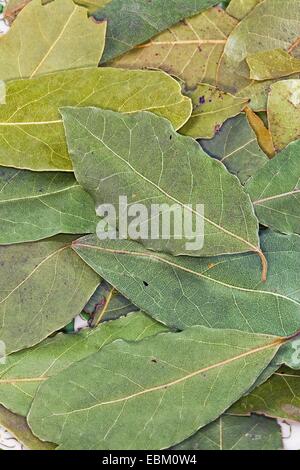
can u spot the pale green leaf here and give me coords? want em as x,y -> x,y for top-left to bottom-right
268,79 -> 300,150
62,107 -> 262,260
246,140 -> 300,235
74,0 -> 111,12
93,0 -> 220,64
0,236 -> 100,354
217,0 -> 300,110
0,405 -> 55,450
0,167 -> 98,244
0,0 -> 106,81
27,326 -> 282,450
0,68 -> 191,171
173,414 -> 283,450
180,84 -> 248,139
247,49 -> 300,81
110,6 -> 238,89
200,114 -> 269,184
230,367 -> 300,422
0,312 -> 165,416
226,0 -> 263,20
72,230 -> 300,336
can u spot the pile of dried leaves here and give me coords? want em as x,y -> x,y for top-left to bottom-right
0,0 -> 299,451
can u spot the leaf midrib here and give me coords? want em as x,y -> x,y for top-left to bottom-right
0,183 -> 78,204
49,337 -> 283,417
73,242 -> 300,307
73,115 -> 261,256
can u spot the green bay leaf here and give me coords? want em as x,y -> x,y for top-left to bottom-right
173,414 -> 283,450
230,366 -> 300,423
0,405 -> 55,450
180,84 -> 248,139
62,106 -> 263,260
246,140 -> 300,235
0,312 -> 165,416
0,167 -> 98,244
94,0 -> 220,64
0,236 -> 100,354
226,0 -> 263,20
200,114 -> 269,184
0,67 -> 191,171
27,326 -> 282,450
217,0 -> 300,110
268,79 -> 300,150
0,0 -> 106,81
247,49 -> 300,81
110,6 -> 238,89
72,230 -> 300,336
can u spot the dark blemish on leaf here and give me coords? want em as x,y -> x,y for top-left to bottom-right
199,96 -> 206,105
91,17 -> 106,24
143,281 -> 149,287
151,358 -> 157,363
170,135 -> 173,140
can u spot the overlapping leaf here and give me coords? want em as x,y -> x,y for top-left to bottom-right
73,230 -> 300,336
0,68 -> 191,171
200,114 -> 269,184
180,84 -> 248,139
62,106 -> 263,260
0,236 -> 100,354
0,0 -> 106,81
268,80 -> 300,150
93,0 -> 220,64
217,0 -> 300,110
27,326 -> 283,450
226,0 -> 263,20
0,312 -> 165,416
0,405 -> 55,450
231,367 -> 300,422
173,415 -> 283,450
84,282 -> 138,325
246,140 -> 300,235
247,49 -> 300,81
111,6 -> 238,89
0,167 -> 98,244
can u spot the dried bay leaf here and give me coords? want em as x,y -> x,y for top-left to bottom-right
74,0 -> 111,12
0,312 -> 165,416
0,68 -> 191,171
226,0 -> 263,20
217,0 -> 300,109
247,49 -> 300,81
110,6 -> 238,89
173,414 -> 283,450
27,326 -> 283,450
62,107 -> 264,265
0,405 -> 55,450
244,107 -> 275,158
200,114 -> 269,184
84,282 -> 138,325
230,367 -> 300,422
0,0 -> 106,81
0,167 -> 98,244
94,0 -> 220,64
72,230 -> 300,336
180,84 -> 248,139
0,236 -> 100,355
268,79 -> 300,150
246,140 -> 300,235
